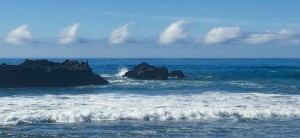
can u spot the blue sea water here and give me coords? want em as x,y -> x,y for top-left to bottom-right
0,58 -> 300,137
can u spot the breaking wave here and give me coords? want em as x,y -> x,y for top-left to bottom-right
99,67 -> 128,78
1,92 -> 300,125
116,67 -> 128,77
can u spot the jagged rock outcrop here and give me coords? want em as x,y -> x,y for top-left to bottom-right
0,59 -> 109,88
123,62 -> 169,80
169,70 -> 185,78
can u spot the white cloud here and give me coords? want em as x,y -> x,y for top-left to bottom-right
203,27 -> 241,44
58,23 -> 80,44
5,24 -> 32,45
245,29 -> 295,44
159,20 -> 189,44
278,29 -> 293,36
109,22 -> 134,44
245,33 -> 276,44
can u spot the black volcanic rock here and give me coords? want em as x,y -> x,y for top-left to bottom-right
123,62 -> 168,80
0,59 -> 109,88
169,70 -> 185,78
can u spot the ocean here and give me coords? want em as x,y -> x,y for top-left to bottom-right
0,58 -> 300,137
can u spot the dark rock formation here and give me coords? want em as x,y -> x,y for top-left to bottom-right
0,59 -> 109,88
123,62 -> 168,80
169,70 -> 185,78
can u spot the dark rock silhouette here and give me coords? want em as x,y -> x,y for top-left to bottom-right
169,70 -> 185,78
123,62 -> 169,80
0,59 -> 109,88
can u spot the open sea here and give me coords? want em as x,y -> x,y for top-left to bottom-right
0,58 -> 300,137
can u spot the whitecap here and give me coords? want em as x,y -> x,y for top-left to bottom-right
116,67 -> 128,77
1,92 -> 299,125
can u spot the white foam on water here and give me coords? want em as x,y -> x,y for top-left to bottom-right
101,67 -> 129,80
99,67 -> 128,79
100,74 -> 114,78
116,67 -> 128,77
227,81 -> 265,88
1,92 -> 300,125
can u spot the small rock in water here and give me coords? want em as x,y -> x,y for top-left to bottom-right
169,70 -> 185,78
123,62 -> 169,80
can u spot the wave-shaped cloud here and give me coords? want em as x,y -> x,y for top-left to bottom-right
109,22 -> 134,44
58,23 -> 80,44
3,22 -> 300,46
245,29 -> 296,44
159,20 -> 189,44
203,27 -> 241,44
5,24 -> 32,45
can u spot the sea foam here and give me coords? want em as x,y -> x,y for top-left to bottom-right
0,92 -> 300,125
116,67 -> 128,77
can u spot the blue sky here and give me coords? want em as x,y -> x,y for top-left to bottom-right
0,0 -> 300,58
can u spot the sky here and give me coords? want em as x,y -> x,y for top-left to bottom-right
0,0 -> 300,58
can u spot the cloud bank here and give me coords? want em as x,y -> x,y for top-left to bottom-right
58,23 -> 80,44
109,22 -> 134,44
3,21 -> 300,46
159,20 -> 189,44
5,24 -> 32,45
